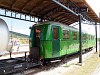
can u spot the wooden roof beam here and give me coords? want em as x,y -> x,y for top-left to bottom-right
35,2 -> 53,15
10,0 -> 18,9
56,14 -> 76,22
43,7 -> 65,19
40,6 -> 59,18
52,0 -> 78,16
53,13 -> 65,19
54,12 -> 73,21
59,17 -> 76,21
8,0 -> 17,9
58,17 -> 68,22
55,14 -> 76,22
20,0 -> 33,11
29,0 -> 44,14
62,20 -> 74,25
55,16 -> 65,21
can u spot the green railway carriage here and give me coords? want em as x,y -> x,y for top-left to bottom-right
29,21 -> 95,62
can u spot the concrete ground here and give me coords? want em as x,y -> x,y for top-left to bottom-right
34,48 -> 100,75
62,52 -> 100,75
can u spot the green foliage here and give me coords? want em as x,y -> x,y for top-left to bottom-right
9,31 -> 29,38
9,31 -> 29,44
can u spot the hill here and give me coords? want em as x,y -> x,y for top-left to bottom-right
9,31 -> 29,44
9,31 -> 29,38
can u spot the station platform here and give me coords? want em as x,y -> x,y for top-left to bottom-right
62,51 -> 100,75
33,48 -> 100,75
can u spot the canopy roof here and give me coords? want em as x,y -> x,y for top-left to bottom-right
0,0 -> 99,25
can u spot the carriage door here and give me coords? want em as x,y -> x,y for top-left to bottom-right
52,26 -> 60,57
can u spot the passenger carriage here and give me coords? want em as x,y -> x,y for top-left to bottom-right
29,21 -> 95,63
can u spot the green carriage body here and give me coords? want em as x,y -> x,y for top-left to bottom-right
29,21 -> 95,59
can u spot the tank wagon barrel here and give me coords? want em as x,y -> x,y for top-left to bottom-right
0,18 -> 9,55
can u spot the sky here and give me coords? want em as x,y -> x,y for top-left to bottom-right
83,0 -> 100,37
0,0 -> 100,36
73,0 -> 100,37
0,16 -> 34,35
86,0 -> 100,17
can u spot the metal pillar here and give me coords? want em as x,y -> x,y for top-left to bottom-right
25,52 -> 27,61
79,14 -> 82,63
10,52 -> 12,58
99,23 -> 100,57
99,12 -> 100,57
40,18 -> 43,22
95,22 -> 97,52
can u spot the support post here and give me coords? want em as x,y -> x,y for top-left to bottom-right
10,52 -> 12,58
79,14 -> 82,63
25,52 -> 27,61
40,18 -> 43,22
99,12 -> 100,57
99,23 -> 100,57
95,22 -> 97,52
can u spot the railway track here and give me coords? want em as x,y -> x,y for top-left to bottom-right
11,48 -> 94,75
0,44 -> 29,58
2,51 -> 29,56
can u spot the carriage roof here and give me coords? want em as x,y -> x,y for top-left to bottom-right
33,21 -> 87,33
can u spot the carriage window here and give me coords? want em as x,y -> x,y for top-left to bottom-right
36,29 -> 40,38
87,35 -> 89,40
88,35 -> 91,40
83,34 -> 87,40
53,28 -> 58,39
63,30 -> 70,39
90,36 -> 92,40
90,36 -> 91,40
92,36 -> 94,40
91,36 -> 93,40
72,32 -> 77,40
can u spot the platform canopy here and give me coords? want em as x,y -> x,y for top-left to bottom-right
0,0 -> 99,25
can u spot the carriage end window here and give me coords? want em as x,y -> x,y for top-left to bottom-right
53,28 -> 58,40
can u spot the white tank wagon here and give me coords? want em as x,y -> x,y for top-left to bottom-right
0,18 -> 12,55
